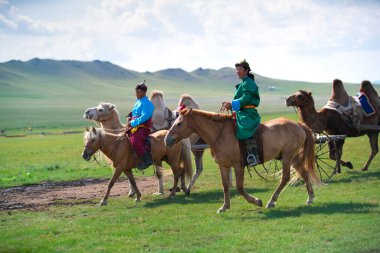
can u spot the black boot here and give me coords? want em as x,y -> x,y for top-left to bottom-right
137,152 -> 153,170
245,138 -> 260,166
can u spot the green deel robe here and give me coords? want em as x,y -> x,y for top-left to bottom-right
232,76 -> 261,140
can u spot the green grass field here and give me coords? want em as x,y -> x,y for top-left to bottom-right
1,112 -> 379,252
1,60 -> 379,252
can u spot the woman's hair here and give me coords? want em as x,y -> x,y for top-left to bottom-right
247,72 -> 255,80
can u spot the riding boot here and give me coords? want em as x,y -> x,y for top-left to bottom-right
245,137 -> 260,166
137,152 -> 153,170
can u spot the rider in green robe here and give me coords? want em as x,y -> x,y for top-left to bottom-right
224,59 -> 261,165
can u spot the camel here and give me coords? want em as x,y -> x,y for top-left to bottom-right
286,80 -> 380,172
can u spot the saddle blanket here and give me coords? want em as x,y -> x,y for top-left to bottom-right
354,92 -> 376,117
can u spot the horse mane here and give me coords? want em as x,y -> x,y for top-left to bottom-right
149,90 -> 164,100
178,94 -> 200,109
180,108 -> 232,121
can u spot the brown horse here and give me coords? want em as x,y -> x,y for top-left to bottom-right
286,83 -> 380,172
164,109 -> 320,213
82,127 -> 193,205
83,102 -> 193,195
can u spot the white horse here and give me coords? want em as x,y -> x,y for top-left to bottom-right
83,102 -> 193,196
149,92 -> 215,192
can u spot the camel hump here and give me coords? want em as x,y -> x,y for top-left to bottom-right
330,79 -> 349,106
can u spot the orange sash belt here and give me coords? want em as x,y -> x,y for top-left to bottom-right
242,105 -> 256,109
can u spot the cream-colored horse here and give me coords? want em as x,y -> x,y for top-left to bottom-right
149,92 -> 212,192
82,127 -> 193,205
83,102 -> 193,195
165,109 -> 320,213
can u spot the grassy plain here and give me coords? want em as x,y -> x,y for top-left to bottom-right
1,113 -> 380,252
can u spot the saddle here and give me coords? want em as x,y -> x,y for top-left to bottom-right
238,124 -> 264,167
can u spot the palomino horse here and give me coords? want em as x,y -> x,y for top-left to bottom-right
149,92 -> 211,192
165,109 -> 320,213
286,81 -> 380,172
82,127 -> 193,205
83,102 -> 193,195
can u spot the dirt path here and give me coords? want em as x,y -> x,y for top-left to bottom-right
0,175 -> 171,211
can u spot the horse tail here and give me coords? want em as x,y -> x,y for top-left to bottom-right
298,123 -> 321,185
180,138 -> 194,183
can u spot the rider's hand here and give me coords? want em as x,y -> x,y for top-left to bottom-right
127,122 -> 132,128
223,102 -> 232,110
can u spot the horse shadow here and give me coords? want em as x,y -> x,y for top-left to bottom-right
235,202 -> 379,221
329,170 -> 380,184
143,187 -> 269,209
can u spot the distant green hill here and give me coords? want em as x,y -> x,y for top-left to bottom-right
0,58 -> 364,129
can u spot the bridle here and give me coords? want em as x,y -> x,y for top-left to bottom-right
84,131 -> 125,167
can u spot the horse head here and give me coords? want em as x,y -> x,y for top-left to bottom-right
164,108 -> 193,147
83,102 -> 116,121
286,90 -> 313,107
82,126 -> 102,161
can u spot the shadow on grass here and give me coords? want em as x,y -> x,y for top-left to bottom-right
329,170 -> 380,184
250,202 -> 379,220
143,187 -> 269,209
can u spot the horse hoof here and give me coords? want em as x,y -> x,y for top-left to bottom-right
306,200 -> 314,205
134,198 -> 141,203
346,162 -> 353,169
185,190 -> 191,196
169,187 -> 181,193
361,168 -> 368,171
99,201 -> 107,206
167,195 -> 175,200
266,202 -> 275,209
217,208 -> 227,214
128,192 -> 136,197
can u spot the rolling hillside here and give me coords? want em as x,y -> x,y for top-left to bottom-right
0,58 -> 365,129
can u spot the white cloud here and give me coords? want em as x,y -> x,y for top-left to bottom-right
0,0 -> 380,82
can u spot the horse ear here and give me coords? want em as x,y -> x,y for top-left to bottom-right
109,104 -> 115,110
85,126 -> 89,131
307,91 -> 312,96
91,126 -> 96,133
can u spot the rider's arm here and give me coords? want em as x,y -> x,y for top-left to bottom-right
130,100 -> 154,127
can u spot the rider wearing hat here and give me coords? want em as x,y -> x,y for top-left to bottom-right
127,81 -> 155,170
223,59 -> 261,166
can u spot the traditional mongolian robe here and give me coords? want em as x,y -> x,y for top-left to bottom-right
129,96 -> 154,157
231,76 -> 261,140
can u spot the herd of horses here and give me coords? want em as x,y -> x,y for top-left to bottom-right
82,80 -> 380,213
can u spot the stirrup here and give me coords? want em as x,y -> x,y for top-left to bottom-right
247,154 -> 260,167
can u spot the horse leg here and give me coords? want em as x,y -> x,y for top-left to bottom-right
233,165 -> 262,207
266,159 -> 291,208
179,168 -> 190,195
228,168 -> 233,188
187,149 -> 204,192
169,169 -> 180,199
154,163 -> 164,195
298,167 -> 315,205
217,166 -> 233,213
362,132 -> 379,171
128,181 -> 136,197
100,167 -> 123,206
124,170 -> 141,202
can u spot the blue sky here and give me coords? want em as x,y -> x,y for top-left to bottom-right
1,0 -> 380,82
